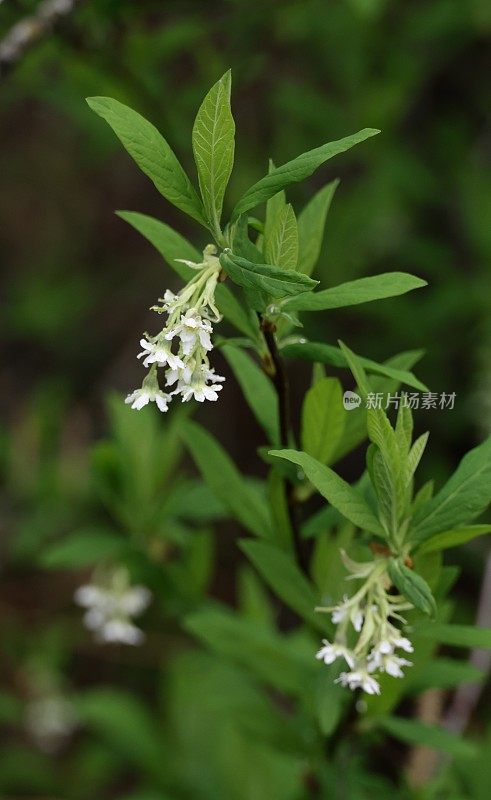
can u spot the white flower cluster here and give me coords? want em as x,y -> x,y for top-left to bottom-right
74,567 -> 151,646
316,552 -> 414,695
126,245 -> 225,413
25,695 -> 78,753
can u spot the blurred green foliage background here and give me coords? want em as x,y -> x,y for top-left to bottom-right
1,1 -> 490,797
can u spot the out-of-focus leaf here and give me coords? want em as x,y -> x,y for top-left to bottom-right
39,528 -> 125,569
376,716 -> 477,759
414,623 -> 491,649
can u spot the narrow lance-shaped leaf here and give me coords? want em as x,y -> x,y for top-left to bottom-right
418,524 -> 491,554
262,160 -> 286,254
221,344 -> 279,444
192,70 -> 235,235
117,211 -> 258,341
410,436 -> 491,545
281,340 -> 428,392
388,559 -> 437,616
239,539 -> 325,630
265,203 -> 298,269
283,272 -> 427,312
270,449 -> 385,536
301,377 -> 345,465
377,716 -> 477,759
297,180 -> 339,276
413,622 -> 491,649
182,420 -> 272,540
86,97 -> 205,225
232,127 -> 380,220
220,252 -> 318,301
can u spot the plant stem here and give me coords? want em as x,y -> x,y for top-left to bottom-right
259,315 -> 308,575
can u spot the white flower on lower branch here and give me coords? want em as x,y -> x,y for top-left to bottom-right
74,567 -> 151,646
315,553 -> 415,695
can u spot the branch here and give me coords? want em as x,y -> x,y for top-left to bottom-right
259,316 -> 308,574
0,0 -> 81,80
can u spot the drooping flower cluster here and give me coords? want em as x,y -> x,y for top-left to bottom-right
126,244 -> 225,412
74,567 -> 151,645
316,551 -> 414,695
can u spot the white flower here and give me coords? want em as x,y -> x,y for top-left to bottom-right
351,607 -> 364,633
74,572 -> 151,647
316,639 -> 355,669
25,695 -> 78,753
336,669 -> 381,695
331,595 -> 349,624
368,651 -> 412,677
124,376 -> 171,412
166,310 -> 213,355
392,635 -> 414,653
330,596 -> 364,632
98,619 -> 144,646
175,365 -> 225,403
137,337 -> 185,370
119,586 -> 152,615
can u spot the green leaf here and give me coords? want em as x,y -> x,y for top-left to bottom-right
239,539 -> 323,629
220,252 -> 318,303
411,437 -> 491,544
265,203 -> 298,269
418,524 -> 491,554
297,180 -> 338,276
414,623 -> 491,649
377,716 -> 477,759
284,272 -> 427,312
184,606 -> 314,693
281,341 -> 428,392
388,559 -> 436,615
263,162 -> 286,254
231,128 -> 380,220
315,666 -> 346,736
407,657 -> 483,692
222,344 -> 279,443
192,70 -> 235,234
181,420 -> 272,540
117,210 -> 200,280
338,339 -> 371,397
270,449 -> 384,536
76,689 -> 166,778
301,377 -> 345,464
118,211 -> 257,340
86,97 -> 205,225
39,528 -> 125,569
